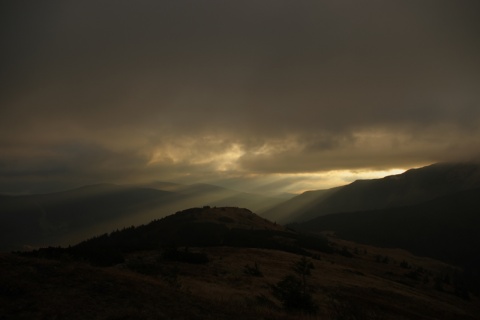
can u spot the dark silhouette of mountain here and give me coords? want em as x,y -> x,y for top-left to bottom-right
292,187 -> 480,270
266,162 -> 480,223
29,206 -> 332,267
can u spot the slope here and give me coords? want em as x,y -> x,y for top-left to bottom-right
293,187 -> 480,270
270,162 -> 480,223
261,187 -> 342,223
57,207 -> 332,266
5,229 -> 480,319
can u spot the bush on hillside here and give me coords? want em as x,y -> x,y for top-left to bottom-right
271,256 -> 318,313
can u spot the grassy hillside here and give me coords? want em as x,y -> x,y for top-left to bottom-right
5,206 -> 478,319
3,236 -> 479,319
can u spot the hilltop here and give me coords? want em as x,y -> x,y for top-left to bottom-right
30,207 -> 331,266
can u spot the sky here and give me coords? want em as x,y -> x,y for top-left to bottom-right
1,0 -> 480,195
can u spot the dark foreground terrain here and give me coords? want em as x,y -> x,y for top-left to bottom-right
1,207 -> 479,319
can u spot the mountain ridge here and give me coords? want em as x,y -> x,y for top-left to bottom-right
263,161 -> 480,223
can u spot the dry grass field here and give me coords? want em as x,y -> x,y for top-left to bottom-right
1,233 -> 479,320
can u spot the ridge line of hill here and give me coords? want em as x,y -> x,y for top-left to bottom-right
261,161 -> 480,224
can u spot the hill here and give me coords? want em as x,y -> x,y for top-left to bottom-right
292,187 -> 480,272
34,207 -> 331,266
4,226 -> 480,319
264,162 -> 480,223
0,183 -> 284,251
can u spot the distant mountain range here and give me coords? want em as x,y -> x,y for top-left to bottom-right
262,161 -> 480,269
263,162 -> 480,223
0,182 -> 285,250
3,161 -> 480,271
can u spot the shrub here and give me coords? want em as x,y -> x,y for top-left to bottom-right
272,275 -> 316,312
271,256 -> 317,313
244,262 -> 263,277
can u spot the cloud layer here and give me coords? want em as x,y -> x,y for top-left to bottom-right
2,1 -> 480,193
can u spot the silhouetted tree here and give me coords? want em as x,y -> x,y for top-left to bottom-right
244,262 -> 263,277
271,256 -> 317,313
293,256 -> 315,297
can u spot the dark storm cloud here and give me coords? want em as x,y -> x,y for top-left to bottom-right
1,0 -> 480,193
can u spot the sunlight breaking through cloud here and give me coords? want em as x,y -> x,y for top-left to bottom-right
1,1 -> 480,194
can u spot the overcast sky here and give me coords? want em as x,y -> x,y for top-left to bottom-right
1,0 -> 480,194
